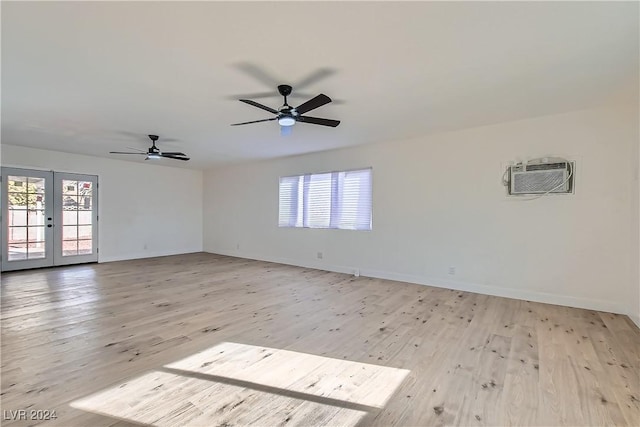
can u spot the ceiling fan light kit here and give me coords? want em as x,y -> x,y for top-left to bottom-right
278,117 -> 296,127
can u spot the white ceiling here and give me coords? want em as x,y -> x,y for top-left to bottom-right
2,1 -> 638,170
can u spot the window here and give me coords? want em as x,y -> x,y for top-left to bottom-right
279,168 -> 372,230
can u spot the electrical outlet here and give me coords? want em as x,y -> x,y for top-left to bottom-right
448,266 -> 456,275
143,243 -> 148,250
236,243 -> 240,250
317,252 -> 323,259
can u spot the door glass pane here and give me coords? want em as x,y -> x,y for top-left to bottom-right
8,243 -> 27,261
78,239 -> 92,255
77,225 -> 92,240
7,193 -> 27,209
79,196 -> 92,210
8,176 -> 27,193
63,240 -> 78,257
30,210 -> 45,226
28,177 -> 46,194
63,195 -> 79,210
79,181 -> 92,195
8,195 -> 44,210
63,210 -> 78,225
8,209 -> 27,226
27,226 -> 45,243
78,211 -> 92,225
63,225 -> 78,240
63,180 -> 78,195
28,242 -> 46,259
8,227 -> 26,244
29,193 -> 45,209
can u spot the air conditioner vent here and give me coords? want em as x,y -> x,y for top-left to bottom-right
526,162 -> 567,171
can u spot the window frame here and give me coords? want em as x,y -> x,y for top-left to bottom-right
278,167 -> 373,231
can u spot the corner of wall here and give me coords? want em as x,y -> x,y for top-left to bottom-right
629,313 -> 640,329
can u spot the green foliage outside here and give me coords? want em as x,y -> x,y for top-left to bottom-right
7,181 -> 39,207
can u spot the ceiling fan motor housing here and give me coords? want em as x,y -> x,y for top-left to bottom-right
277,85 -> 293,97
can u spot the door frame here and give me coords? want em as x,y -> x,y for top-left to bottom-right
1,167 -> 100,272
53,172 -> 99,266
1,167 -> 55,271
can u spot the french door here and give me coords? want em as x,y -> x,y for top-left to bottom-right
1,167 -> 98,271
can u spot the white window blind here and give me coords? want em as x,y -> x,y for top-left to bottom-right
279,168 -> 372,230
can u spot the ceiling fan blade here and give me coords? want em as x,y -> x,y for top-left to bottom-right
161,154 -> 190,161
231,117 -> 278,126
297,116 -> 341,127
112,132 -> 180,143
234,62 -> 280,87
225,91 -> 277,100
294,68 -> 336,90
227,91 -> 338,101
229,90 -> 343,103
239,99 -> 278,115
295,94 -> 332,115
161,151 -> 187,156
110,151 -> 146,155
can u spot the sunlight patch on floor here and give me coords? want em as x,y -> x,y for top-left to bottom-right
71,342 -> 410,426
72,370 -> 367,426
166,341 -> 410,408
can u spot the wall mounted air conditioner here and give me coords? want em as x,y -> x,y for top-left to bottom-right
508,160 -> 574,195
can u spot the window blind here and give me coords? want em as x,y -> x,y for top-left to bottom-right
278,168 -> 372,230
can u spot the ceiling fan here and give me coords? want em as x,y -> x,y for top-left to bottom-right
109,135 -> 189,161
231,85 -> 340,130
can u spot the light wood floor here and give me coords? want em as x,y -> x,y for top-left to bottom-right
1,252 -> 639,426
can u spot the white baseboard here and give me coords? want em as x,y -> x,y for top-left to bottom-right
207,248 -> 356,275
206,249 -> 634,321
99,248 -> 202,263
628,312 -> 640,329
361,268 -> 629,315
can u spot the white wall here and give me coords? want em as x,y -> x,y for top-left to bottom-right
204,105 -> 639,321
2,145 -> 203,262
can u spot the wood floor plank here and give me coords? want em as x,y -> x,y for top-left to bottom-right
500,325 -> 540,426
